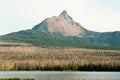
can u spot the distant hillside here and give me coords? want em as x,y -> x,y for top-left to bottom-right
0,10 -> 120,49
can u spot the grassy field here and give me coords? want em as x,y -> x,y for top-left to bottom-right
0,42 -> 120,71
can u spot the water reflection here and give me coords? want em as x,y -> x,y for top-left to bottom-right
0,72 -> 120,80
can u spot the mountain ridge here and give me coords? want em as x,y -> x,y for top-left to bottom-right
0,10 -> 120,49
33,10 -> 86,36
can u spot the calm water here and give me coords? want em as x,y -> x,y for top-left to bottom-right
0,71 -> 120,80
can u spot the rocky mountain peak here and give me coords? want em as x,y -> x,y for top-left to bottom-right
33,10 -> 85,36
59,10 -> 73,21
60,10 -> 67,15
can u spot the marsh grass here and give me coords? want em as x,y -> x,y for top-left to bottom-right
0,42 -> 120,71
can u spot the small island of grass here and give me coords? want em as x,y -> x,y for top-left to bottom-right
0,78 -> 35,80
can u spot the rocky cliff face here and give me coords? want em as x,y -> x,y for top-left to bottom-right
33,10 -> 85,36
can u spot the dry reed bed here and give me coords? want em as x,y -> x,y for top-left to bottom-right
0,41 -> 31,46
0,45 -> 120,71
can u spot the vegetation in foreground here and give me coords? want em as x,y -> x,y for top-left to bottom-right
0,42 -> 120,71
0,78 -> 35,80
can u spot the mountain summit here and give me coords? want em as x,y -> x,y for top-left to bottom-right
0,10 -> 120,49
59,10 -> 73,21
33,10 -> 85,36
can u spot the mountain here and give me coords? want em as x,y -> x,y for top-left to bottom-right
32,10 -> 85,36
0,10 -> 120,49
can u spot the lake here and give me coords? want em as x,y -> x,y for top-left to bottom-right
0,71 -> 120,80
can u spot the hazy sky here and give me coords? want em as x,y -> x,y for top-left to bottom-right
0,0 -> 120,35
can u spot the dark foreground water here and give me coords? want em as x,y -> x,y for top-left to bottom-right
0,71 -> 120,80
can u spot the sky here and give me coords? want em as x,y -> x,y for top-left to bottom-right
0,0 -> 120,35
